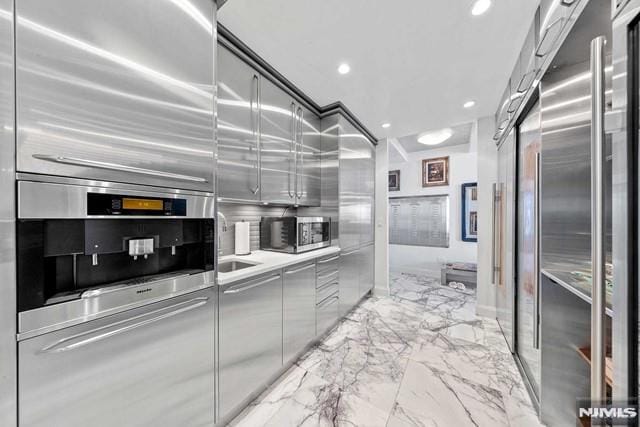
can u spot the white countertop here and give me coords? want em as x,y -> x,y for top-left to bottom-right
217,247 -> 341,285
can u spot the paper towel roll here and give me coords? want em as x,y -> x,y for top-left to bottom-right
234,221 -> 251,255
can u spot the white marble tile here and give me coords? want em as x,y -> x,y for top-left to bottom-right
392,360 -> 509,427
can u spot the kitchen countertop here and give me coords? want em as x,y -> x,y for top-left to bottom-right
217,247 -> 341,285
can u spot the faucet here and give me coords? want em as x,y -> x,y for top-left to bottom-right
217,212 -> 228,256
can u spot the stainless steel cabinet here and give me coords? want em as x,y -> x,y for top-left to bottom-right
538,0 -> 580,61
218,45 -> 321,206
316,293 -> 339,335
283,262 -> 316,364
18,288 -> 215,427
260,77 -> 297,204
15,0 -> 215,192
219,272 -> 283,420
359,243 -> 375,298
217,45 -> 260,201
339,249 -> 360,316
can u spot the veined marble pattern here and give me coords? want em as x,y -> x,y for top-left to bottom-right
229,272 -> 541,427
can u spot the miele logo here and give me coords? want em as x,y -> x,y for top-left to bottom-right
136,288 -> 153,295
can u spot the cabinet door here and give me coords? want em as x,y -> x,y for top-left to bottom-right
15,0 -> 215,192
359,142 -> 375,245
338,121 -> 362,250
19,289 -> 215,427
339,249 -> 360,316
219,273 -> 283,419
217,45 -> 260,201
296,105 -> 321,206
260,78 -> 296,204
283,262 -> 316,364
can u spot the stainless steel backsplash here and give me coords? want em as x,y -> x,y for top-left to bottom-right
217,204 -> 296,256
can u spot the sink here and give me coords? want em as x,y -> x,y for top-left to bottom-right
218,259 -> 260,273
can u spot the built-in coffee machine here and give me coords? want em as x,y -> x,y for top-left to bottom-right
16,178 -> 216,335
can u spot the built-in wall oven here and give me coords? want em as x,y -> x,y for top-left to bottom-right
16,177 -> 216,426
260,216 -> 331,253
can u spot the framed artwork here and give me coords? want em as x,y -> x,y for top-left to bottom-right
462,182 -> 478,242
422,156 -> 449,187
388,170 -> 400,191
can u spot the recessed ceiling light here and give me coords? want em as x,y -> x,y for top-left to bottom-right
463,100 -> 476,108
471,0 -> 492,16
382,123 -> 391,129
337,63 -> 351,75
418,128 -> 453,146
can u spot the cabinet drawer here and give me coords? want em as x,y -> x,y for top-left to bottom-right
316,291 -> 339,336
316,268 -> 339,287
316,280 -> 339,303
316,253 -> 339,275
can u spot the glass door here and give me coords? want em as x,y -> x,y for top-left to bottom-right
516,95 -> 542,400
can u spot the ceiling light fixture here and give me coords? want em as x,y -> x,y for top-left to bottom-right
418,128 -> 453,146
382,123 -> 391,129
337,63 -> 351,75
471,0 -> 492,16
463,100 -> 476,108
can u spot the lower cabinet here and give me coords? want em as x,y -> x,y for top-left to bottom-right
339,248 -> 360,316
219,272 -> 283,420
316,292 -> 339,335
283,262 -> 317,364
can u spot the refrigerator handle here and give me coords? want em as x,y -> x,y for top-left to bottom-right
533,152 -> 541,350
250,74 -> 260,195
590,35 -> 607,402
491,183 -> 498,285
288,102 -> 296,198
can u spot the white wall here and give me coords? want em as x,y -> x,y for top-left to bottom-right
388,135 -> 478,275
374,139 -> 389,296
476,116 -> 498,317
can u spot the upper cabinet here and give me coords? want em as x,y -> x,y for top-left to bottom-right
16,0 -> 216,192
217,44 -> 321,206
538,0 -> 581,61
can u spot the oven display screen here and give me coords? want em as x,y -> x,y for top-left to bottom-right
122,198 -> 164,211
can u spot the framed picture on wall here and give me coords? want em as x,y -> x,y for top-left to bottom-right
388,170 -> 400,191
462,182 -> 478,242
422,156 -> 449,187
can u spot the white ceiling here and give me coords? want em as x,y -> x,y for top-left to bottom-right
218,0 -> 539,140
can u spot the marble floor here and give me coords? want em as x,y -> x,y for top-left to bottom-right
229,272 -> 542,427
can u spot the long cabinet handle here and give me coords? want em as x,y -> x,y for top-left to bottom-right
224,274 -> 281,294
318,255 -> 340,264
32,154 -> 208,183
342,249 -> 358,256
288,101 -> 296,198
533,153 -> 541,350
41,297 -> 209,353
535,17 -> 564,58
297,107 -> 305,198
250,74 -> 260,195
317,280 -> 339,293
284,263 -> 315,275
589,35 -> 607,402
317,270 -> 338,281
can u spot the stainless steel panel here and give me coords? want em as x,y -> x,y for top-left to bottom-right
496,130 -> 517,352
15,0 -> 215,192
259,77 -> 296,204
338,119 -> 363,250
219,272 -> 283,419
283,262 -> 316,364
0,0 -> 14,423
316,292 -> 339,336
19,288 -> 215,427
18,180 -> 215,219
296,105 -> 321,207
359,243 -> 374,297
217,44 -> 260,201
516,97 -> 541,399
339,249 -> 360,316
19,271 -> 214,339
611,0 -> 639,401
316,253 -> 340,275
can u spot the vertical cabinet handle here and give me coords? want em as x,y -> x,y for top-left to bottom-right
250,75 -> 260,195
296,107 -> 305,199
288,101 -> 296,198
533,152 -> 541,350
590,35 -> 607,402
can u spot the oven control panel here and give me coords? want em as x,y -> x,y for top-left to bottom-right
87,193 -> 187,216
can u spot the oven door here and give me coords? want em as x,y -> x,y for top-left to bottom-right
18,288 -> 215,427
296,218 -> 331,253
